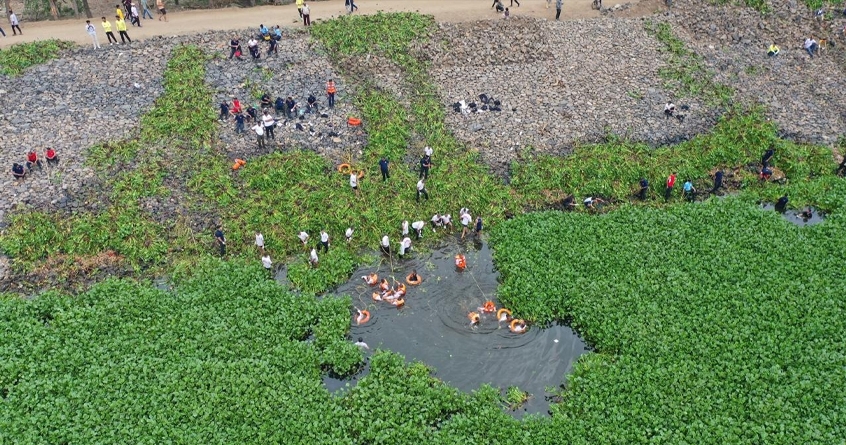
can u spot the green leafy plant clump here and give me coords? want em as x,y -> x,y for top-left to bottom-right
0,39 -> 75,76
489,198 -> 846,443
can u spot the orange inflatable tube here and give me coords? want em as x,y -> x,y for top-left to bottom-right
356,309 -> 371,325
232,158 -> 247,170
509,319 -> 527,334
363,273 -> 378,285
455,254 -> 466,270
348,117 -> 362,126
391,298 -> 405,308
468,311 -> 480,325
406,272 -> 422,286
371,292 -> 382,302
480,301 -> 496,313
395,283 -> 406,296
379,278 -> 390,292
497,308 -> 512,322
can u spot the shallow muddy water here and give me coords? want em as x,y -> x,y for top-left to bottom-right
324,239 -> 587,416
760,203 -> 825,226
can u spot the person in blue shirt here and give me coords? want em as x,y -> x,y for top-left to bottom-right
683,179 -> 695,202
273,25 -> 282,40
219,101 -> 230,122
234,112 -> 245,134
379,157 -> 389,181
259,24 -> 269,37
638,178 -> 648,200
419,155 -> 431,179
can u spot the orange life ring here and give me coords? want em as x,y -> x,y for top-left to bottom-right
232,158 -> 246,170
348,117 -> 362,126
338,163 -> 352,174
497,308 -> 512,322
356,309 -> 371,325
406,273 -> 422,285
371,292 -> 382,302
468,312 -> 480,324
379,279 -> 390,292
481,301 -> 496,313
395,283 -> 406,295
510,319 -> 527,334
391,298 -> 405,307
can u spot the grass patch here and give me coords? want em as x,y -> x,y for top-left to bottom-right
0,39 -> 74,76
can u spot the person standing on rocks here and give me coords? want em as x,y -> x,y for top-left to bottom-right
302,3 -> 311,26
326,79 -> 337,108
85,20 -> 100,49
379,157 -> 389,181
214,225 -> 226,256
555,0 -> 562,20
638,177 -> 649,200
229,36 -> 242,60
157,0 -> 167,22
219,101 -> 230,122
665,172 -> 676,201
115,16 -> 131,44
234,112 -> 245,135
262,110 -> 276,141
140,0 -> 154,19
101,17 -> 118,45
8,10 -> 21,35
252,121 -> 266,150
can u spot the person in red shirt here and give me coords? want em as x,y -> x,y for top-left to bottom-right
26,150 -> 42,172
231,97 -> 242,115
665,172 -> 676,200
45,148 -> 58,166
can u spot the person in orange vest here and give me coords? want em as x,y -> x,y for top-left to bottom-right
326,79 -> 337,108
455,254 -> 466,271
665,172 -> 676,201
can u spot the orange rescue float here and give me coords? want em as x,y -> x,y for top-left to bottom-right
455,254 -> 466,271
406,272 -> 422,286
509,319 -> 527,334
497,308 -> 512,322
232,158 -> 247,170
356,309 -> 371,325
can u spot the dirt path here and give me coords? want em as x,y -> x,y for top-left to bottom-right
0,0 -> 639,49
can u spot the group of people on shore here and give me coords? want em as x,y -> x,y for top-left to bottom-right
11,149 -> 59,181
83,0 -> 167,48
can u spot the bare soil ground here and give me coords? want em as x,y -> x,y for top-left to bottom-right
0,0 -> 660,48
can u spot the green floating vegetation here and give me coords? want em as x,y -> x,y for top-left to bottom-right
510,107 -> 837,211
0,39 -> 74,76
490,198 -> 846,443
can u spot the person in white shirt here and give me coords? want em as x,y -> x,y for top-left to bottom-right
411,221 -> 425,239
345,227 -> 353,242
431,213 -> 442,232
309,247 -> 319,267
319,230 -> 330,252
130,3 -> 140,26
401,220 -> 409,237
302,2 -> 311,26
255,231 -> 265,251
804,37 -> 818,57
416,179 -> 429,202
354,337 -> 369,349
298,231 -> 309,245
252,123 -> 266,150
424,146 -> 433,157
380,234 -> 390,254
8,10 -> 20,35
261,254 -> 273,275
399,237 -> 412,256
460,211 -> 473,239
261,110 -> 276,140
85,20 -> 100,49
350,171 -> 359,197
664,102 -> 675,118
440,213 -> 453,231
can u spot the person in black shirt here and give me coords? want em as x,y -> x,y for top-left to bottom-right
419,155 -> 431,179
275,97 -> 285,115
638,178 -> 648,200
219,101 -> 230,121
307,93 -> 318,113
214,225 -> 226,256
234,112 -> 245,134
246,105 -> 258,123
761,148 -> 774,168
837,157 -> 846,177
285,96 -> 296,119
379,157 -> 389,181
12,163 -> 25,180
710,170 -> 723,194
775,194 -> 789,213
260,93 -> 272,110
228,36 -> 242,60
561,194 -> 576,211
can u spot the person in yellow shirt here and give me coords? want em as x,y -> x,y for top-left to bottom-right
115,15 -> 131,44
115,4 -> 124,20
101,16 -> 118,45
767,43 -> 780,56
296,0 -> 304,18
